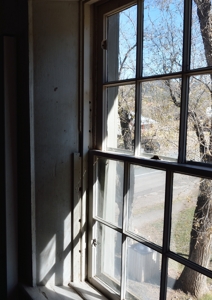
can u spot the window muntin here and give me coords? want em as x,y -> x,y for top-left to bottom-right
90,0 -> 212,299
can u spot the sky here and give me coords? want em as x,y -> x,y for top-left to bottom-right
113,0 -> 207,79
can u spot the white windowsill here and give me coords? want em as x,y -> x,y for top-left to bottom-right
69,282 -> 109,300
21,282 -> 109,300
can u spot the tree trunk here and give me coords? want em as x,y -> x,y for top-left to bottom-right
176,179 -> 212,297
119,107 -> 133,150
194,0 -> 212,67
176,1 -> 212,297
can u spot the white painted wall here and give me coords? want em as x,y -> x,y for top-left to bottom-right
31,0 -> 79,285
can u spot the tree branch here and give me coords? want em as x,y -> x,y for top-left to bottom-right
118,43 -> 136,79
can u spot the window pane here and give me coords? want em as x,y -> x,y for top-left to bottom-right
107,5 -> 137,81
127,165 -> 166,246
167,259 -> 212,299
187,74 -> 212,163
106,85 -> 135,154
140,80 -> 181,160
95,222 -> 122,295
96,157 -> 124,228
191,0 -> 212,69
126,237 -> 161,300
143,0 -> 183,76
171,173 -> 212,271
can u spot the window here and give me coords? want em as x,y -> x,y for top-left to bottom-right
88,1 -> 212,299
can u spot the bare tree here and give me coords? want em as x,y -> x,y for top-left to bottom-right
175,1 -> 212,297
116,0 -> 212,297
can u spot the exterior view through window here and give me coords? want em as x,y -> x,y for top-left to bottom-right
88,0 -> 212,299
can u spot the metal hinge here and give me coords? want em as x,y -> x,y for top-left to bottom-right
101,39 -> 107,50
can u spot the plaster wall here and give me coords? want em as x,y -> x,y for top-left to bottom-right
31,0 -> 79,285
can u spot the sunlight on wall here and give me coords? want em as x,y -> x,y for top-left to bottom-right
45,273 -> 55,288
64,212 -> 71,251
63,254 -> 71,285
39,234 -> 56,284
63,212 -> 71,284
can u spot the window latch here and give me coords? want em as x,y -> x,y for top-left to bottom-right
91,238 -> 97,247
101,39 -> 107,50
151,155 -> 161,160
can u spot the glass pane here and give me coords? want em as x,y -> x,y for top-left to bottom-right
126,237 -> 161,300
143,0 -> 183,76
140,80 -> 181,160
95,222 -> 122,295
96,157 -> 124,228
127,165 -> 166,246
187,74 -> 212,163
171,173 -> 212,271
107,5 -> 137,81
106,85 -> 135,154
191,0 -> 212,69
167,259 -> 212,299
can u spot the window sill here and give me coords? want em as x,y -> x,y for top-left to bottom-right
20,284 -> 84,300
69,282 -> 109,300
20,282 -> 109,300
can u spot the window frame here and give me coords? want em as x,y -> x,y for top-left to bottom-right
88,0 -> 212,299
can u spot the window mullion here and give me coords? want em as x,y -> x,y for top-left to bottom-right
134,0 -> 143,156
178,0 -> 192,163
88,154 -> 97,280
160,170 -> 173,300
134,83 -> 141,156
121,161 -> 130,299
182,0 -> 192,73
178,76 -> 190,163
120,234 -> 127,300
136,0 -> 143,79
102,86 -> 107,151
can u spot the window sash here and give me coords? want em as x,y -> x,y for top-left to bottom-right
96,0 -> 212,164
89,0 -> 212,298
89,149 -> 212,299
